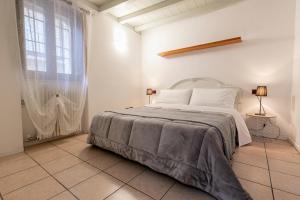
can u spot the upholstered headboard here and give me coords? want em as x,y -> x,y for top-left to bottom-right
169,77 -> 242,109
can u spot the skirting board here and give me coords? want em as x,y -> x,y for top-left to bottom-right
288,137 -> 300,152
0,147 -> 24,158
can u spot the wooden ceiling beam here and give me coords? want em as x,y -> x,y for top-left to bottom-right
118,0 -> 184,24
98,0 -> 129,12
69,0 -> 99,12
134,0 -> 243,32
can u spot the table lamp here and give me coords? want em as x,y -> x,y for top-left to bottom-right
255,86 -> 267,115
146,88 -> 156,104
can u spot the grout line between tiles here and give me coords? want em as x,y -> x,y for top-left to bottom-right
24,151 -> 80,200
159,182 -> 176,200
46,190 -> 69,200
238,177 -> 272,188
100,168 -> 151,200
50,161 -> 85,176
124,184 -> 157,200
66,170 -> 103,189
1,137 -> 87,199
102,183 -> 125,200
25,137 -> 190,200
2,176 -> 50,198
0,164 -> 38,179
273,188 -> 300,197
266,156 -> 300,165
2,173 -> 50,196
4,135 -> 258,200
0,153 -> 29,163
25,145 -> 58,156
125,167 -> 147,183
233,160 -> 268,170
264,142 -> 275,200
268,168 -> 300,178
62,146 -> 155,200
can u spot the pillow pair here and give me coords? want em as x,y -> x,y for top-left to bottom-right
155,88 -> 237,108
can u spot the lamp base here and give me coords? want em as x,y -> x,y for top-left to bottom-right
254,113 -> 266,116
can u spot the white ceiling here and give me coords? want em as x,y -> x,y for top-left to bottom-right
81,0 -> 242,32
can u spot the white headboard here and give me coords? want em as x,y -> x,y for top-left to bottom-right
169,77 -> 242,109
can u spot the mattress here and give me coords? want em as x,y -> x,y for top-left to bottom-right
88,106 -> 252,200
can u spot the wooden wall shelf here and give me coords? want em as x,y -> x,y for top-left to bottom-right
158,36 -> 242,57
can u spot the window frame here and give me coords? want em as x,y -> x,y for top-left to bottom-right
21,0 -> 79,80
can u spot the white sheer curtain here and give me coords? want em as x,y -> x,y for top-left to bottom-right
17,0 -> 87,139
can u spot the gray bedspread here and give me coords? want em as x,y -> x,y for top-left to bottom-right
88,107 -> 251,200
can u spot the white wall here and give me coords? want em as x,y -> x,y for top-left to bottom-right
141,0 -> 295,139
0,0 -> 24,156
291,0 -> 300,150
87,13 -> 142,125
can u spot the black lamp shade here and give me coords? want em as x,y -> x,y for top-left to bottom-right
256,86 -> 267,96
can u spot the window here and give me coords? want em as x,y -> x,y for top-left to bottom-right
22,1 -> 76,76
24,2 -> 46,72
55,15 -> 72,75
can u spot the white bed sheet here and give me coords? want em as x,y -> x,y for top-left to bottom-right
146,103 -> 252,146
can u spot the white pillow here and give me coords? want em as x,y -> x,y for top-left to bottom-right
155,89 -> 192,105
189,88 -> 238,108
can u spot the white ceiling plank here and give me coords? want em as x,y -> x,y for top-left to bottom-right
118,0 -> 184,24
134,0 -> 243,32
98,0 -> 129,12
74,0 -> 99,12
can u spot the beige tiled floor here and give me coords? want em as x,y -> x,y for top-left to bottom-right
0,134 -> 300,200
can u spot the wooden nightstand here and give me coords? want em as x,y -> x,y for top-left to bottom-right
246,113 -> 280,139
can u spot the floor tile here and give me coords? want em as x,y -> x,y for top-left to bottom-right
106,185 -> 154,200
86,150 -> 122,170
252,136 -> 268,143
269,158 -> 300,177
0,166 -> 48,194
64,143 -> 101,161
128,170 -> 175,200
72,134 -> 88,142
0,153 -> 28,163
49,191 -> 77,200
264,138 -> 292,145
0,156 -> 37,178
54,163 -> 99,188
239,178 -> 273,200
42,155 -> 82,174
273,189 -> 300,200
25,143 -> 57,156
51,138 -> 82,149
105,160 -> 145,182
267,151 -> 300,164
30,148 -> 70,164
232,162 -> 270,186
236,142 -> 266,157
266,142 -> 298,154
62,142 -> 92,154
251,136 -> 266,143
3,177 -> 65,200
232,151 -> 268,169
70,173 -> 123,200
271,171 -> 300,195
161,183 -> 215,200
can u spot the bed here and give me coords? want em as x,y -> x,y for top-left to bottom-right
87,78 -> 252,200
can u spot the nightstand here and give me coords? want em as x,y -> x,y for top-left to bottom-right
246,113 -> 280,139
